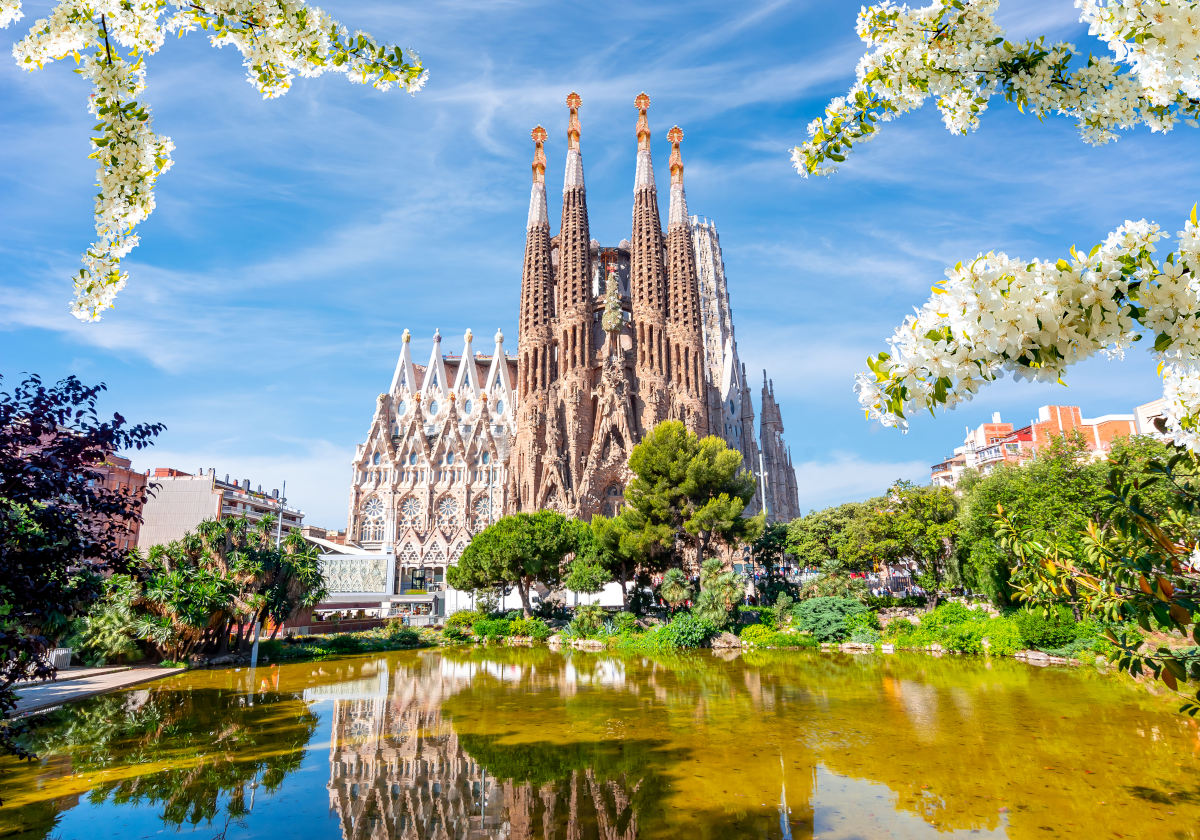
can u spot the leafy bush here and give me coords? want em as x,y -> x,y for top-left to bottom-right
446,610 -> 485,633
656,612 -> 717,649
1014,606 -> 1078,649
612,612 -> 638,633
385,626 -> 421,647
323,634 -> 366,654
738,623 -> 776,646
738,605 -> 774,625
440,625 -> 472,644
793,597 -> 868,643
738,623 -> 818,649
509,617 -> 552,641
471,618 -> 512,641
570,603 -> 606,637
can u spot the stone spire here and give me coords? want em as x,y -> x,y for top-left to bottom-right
518,125 -> 555,400
557,91 -> 593,374
629,93 -> 669,429
664,125 -> 706,430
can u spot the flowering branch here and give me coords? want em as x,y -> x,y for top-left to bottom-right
857,208 -> 1200,450
793,0 -> 1200,177
4,1 -> 426,321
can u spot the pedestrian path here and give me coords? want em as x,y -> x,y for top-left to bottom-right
14,666 -> 186,716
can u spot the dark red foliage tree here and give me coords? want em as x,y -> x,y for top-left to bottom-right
0,374 -> 163,758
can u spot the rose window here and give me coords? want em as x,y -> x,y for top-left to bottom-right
398,497 -> 421,529
360,497 -> 384,541
435,496 -> 459,530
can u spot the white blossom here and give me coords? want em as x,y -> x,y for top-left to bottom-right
7,1 -> 426,320
857,209 -> 1200,452
793,0 -> 1200,177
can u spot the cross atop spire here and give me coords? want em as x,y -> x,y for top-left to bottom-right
635,92 -> 651,151
531,125 -> 547,184
668,125 -> 684,185
566,92 -> 582,152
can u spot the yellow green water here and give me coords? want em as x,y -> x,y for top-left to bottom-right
2,648 -> 1198,839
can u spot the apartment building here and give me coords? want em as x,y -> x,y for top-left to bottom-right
137,467 -> 303,549
931,403 -> 1151,488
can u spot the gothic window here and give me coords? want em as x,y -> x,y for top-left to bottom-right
471,496 -> 491,531
494,399 -> 505,415
450,539 -> 467,562
463,399 -> 473,415
397,399 -> 407,416
481,452 -> 490,465
409,453 -> 418,465
359,497 -> 384,542
435,496 -> 459,531
397,496 -> 421,530
424,544 -> 446,567
445,452 -> 455,465
373,453 -> 381,465
429,400 -> 440,416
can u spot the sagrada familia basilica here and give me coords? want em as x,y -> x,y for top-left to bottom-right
331,94 -> 798,603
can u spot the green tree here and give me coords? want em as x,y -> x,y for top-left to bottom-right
866,481 -> 960,608
750,522 -> 793,603
131,516 -> 326,660
786,501 -> 876,571
694,558 -> 745,630
998,444 -> 1200,714
0,373 -> 162,758
658,568 -> 692,615
564,556 -> 611,605
448,511 -> 574,617
619,421 -> 764,571
958,434 -> 1107,604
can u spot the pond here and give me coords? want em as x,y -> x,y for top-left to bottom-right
2,648 -> 1199,839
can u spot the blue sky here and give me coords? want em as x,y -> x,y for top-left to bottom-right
2,0 -> 1195,528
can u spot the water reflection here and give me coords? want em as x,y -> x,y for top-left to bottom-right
3,649 -> 1200,840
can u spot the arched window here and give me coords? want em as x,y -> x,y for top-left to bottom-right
428,400 -> 440,416
359,497 -> 384,542
372,453 -> 381,465
397,497 -> 421,530
435,496 -> 459,531
481,452 -> 490,465
445,452 -> 455,465
408,453 -> 418,465
463,399 -> 473,415
397,399 -> 407,416
494,399 -> 505,415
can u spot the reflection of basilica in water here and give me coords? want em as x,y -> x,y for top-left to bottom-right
313,656 -> 654,840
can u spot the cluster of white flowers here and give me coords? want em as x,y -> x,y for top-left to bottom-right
857,210 -> 1200,451
792,0 -> 1200,176
0,1 -> 22,29
4,1 -> 425,320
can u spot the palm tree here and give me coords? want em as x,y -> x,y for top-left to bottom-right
658,568 -> 692,616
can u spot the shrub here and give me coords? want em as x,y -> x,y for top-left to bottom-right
612,611 -> 638,633
920,601 -> 975,630
1014,606 -> 1078,650
656,612 -> 717,649
738,605 -> 774,625
983,619 -> 1023,656
793,597 -> 868,643
441,625 -> 472,644
385,626 -> 421,647
866,594 -> 925,609
509,617 -> 552,641
570,603 -> 606,637
323,633 -> 366,654
471,618 -> 512,641
738,623 -> 776,646
446,610 -> 485,634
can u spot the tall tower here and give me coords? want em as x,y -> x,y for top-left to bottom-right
664,125 -> 709,435
513,125 -> 555,511
629,93 -> 669,433
555,92 -> 596,501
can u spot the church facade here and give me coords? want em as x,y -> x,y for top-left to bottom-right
335,94 -> 799,616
